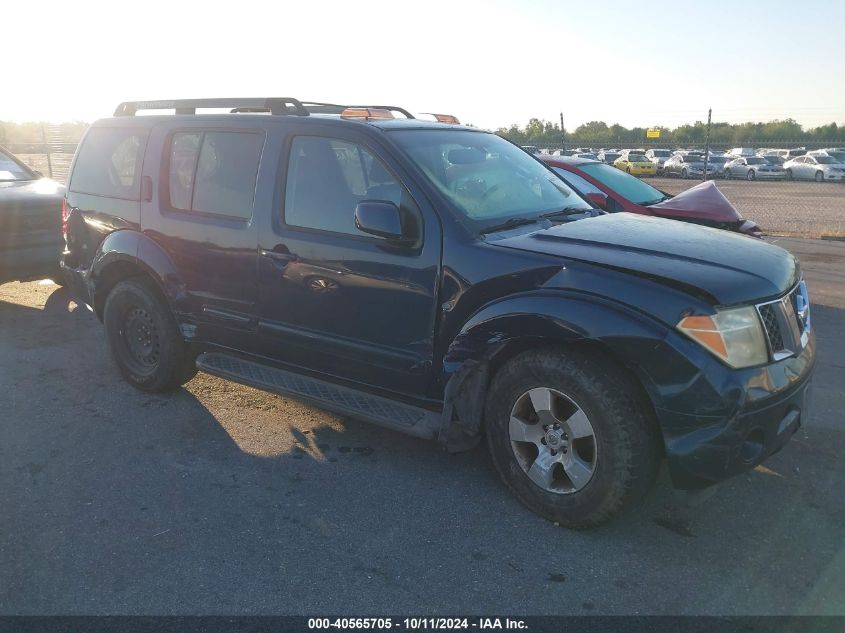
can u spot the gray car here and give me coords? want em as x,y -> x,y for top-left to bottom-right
725,156 -> 786,180
663,154 -> 716,179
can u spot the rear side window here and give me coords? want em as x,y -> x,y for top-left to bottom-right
70,127 -> 146,199
166,131 -> 264,220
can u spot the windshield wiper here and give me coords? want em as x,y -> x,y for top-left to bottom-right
540,205 -> 591,219
642,195 -> 670,206
479,217 -> 542,234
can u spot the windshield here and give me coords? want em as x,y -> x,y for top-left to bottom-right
816,156 -> 838,164
391,130 -> 592,227
651,150 -> 671,157
708,156 -> 728,164
574,162 -> 666,205
627,154 -> 648,162
0,150 -> 36,182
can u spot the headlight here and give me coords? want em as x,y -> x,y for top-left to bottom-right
677,306 -> 768,368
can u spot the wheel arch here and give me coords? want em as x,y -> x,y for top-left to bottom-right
437,294 -> 671,453
89,230 -> 188,322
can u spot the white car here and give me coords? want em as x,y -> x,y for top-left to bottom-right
644,148 -> 673,172
784,155 -> 845,182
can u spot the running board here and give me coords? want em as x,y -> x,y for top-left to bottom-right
195,352 -> 441,440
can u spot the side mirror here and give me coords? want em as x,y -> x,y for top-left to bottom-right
585,192 -> 608,210
354,200 -> 404,240
33,170 -> 44,178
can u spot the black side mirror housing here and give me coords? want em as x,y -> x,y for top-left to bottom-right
355,201 -> 404,240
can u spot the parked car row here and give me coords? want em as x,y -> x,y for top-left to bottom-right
528,145 -> 845,182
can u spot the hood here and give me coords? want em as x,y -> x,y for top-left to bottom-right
491,213 -> 796,306
648,180 -> 742,223
0,178 -> 65,204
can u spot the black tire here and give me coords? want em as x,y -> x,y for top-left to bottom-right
786,168 -> 793,180
484,349 -> 661,529
815,170 -> 824,183
681,168 -> 688,179
747,169 -> 755,181
725,169 -> 732,180
626,166 -> 632,174
103,278 -> 197,392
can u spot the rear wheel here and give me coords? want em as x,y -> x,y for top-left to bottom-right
725,169 -> 732,180
815,170 -> 824,182
786,168 -> 793,180
484,349 -> 661,529
746,169 -> 755,181
681,168 -> 688,179
103,278 -> 197,392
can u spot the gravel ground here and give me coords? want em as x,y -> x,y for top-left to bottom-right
0,238 -> 843,616
649,176 -> 845,238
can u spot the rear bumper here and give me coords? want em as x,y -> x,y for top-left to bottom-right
650,331 -> 815,490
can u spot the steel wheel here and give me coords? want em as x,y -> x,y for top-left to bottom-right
120,306 -> 161,377
508,387 -> 597,494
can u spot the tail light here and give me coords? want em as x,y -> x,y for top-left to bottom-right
61,197 -> 70,239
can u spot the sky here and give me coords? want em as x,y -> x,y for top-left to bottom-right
4,0 -> 844,131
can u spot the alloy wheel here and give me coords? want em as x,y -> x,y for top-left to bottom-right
508,387 -> 597,494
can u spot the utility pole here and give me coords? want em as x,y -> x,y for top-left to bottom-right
559,112 -> 565,150
703,108 -> 712,182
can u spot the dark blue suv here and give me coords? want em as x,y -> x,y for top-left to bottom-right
61,98 -> 815,528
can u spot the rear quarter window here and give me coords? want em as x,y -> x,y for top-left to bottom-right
69,127 -> 147,200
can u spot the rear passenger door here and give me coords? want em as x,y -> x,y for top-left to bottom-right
142,121 -> 266,350
256,126 -> 441,398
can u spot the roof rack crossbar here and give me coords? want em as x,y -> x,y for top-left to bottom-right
113,98 -> 310,117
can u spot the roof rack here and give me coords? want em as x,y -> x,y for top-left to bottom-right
113,98 -> 310,117
300,102 -> 416,119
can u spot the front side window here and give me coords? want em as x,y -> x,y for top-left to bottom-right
166,131 -> 264,219
70,127 -> 146,199
390,130 -> 591,227
284,136 -> 402,235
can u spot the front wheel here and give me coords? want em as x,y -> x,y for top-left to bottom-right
815,170 -> 824,182
484,349 -> 661,529
103,278 -> 197,392
747,169 -> 755,181
681,168 -> 688,179
786,168 -> 793,180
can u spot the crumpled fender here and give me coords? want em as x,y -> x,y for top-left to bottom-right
437,292 -> 672,450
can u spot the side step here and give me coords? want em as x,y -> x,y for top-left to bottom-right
196,352 -> 441,440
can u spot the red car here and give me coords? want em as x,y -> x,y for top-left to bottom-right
539,155 -> 762,237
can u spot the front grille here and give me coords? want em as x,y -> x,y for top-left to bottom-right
759,304 -> 783,351
756,280 -> 811,360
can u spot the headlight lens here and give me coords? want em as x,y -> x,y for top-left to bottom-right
677,306 -> 768,368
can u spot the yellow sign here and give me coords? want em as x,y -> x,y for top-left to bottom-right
647,129 -> 660,139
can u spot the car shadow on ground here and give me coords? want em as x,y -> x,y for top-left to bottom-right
0,286 -> 843,615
